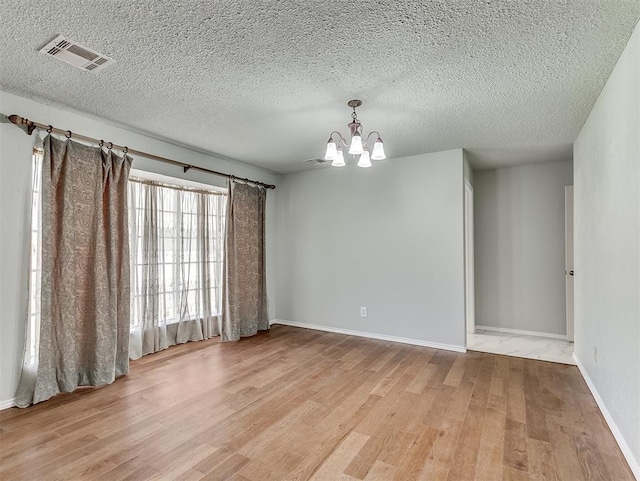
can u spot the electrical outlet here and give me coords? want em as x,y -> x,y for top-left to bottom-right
594,346 -> 598,362
360,307 -> 368,317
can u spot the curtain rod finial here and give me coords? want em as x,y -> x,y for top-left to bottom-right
7,114 -> 23,125
8,114 -> 36,135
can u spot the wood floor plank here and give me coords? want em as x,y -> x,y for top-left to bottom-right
237,446 -> 303,481
281,394 -> 380,481
572,433 -> 613,481
199,453 -> 250,481
447,399 -> 484,480
375,391 -> 430,467
506,358 -> 527,424
443,354 -> 466,387
446,378 -> 475,421
423,384 -> 457,430
523,361 -> 549,443
503,418 -> 529,474
527,438 -> 557,481
474,402 -> 507,481
391,425 -> 439,481
308,431 -> 369,480
0,325 -> 634,481
364,460 -> 397,480
503,465 -> 530,480
406,362 -> 437,394
545,415 -> 586,481
418,417 -> 463,480
342,434 -> 386,479
147,443 -> 219,480
238,399 -> 317,459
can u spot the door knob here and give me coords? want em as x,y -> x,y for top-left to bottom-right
569,270 -> 574,276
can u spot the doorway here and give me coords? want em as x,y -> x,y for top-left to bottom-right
466,174 -> 574,365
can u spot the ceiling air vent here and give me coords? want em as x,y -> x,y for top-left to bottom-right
39,35 -> 115,72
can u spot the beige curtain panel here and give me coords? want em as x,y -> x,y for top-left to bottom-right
15,135 -> 131,407
221,181 -> 269,341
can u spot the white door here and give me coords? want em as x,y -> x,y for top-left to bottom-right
565,186 -> 574,342
465,180 -> 475,336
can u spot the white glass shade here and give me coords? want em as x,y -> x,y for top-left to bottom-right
324,140 -> 338,160
348,133 -> 364,155
332,149 -> 345,167
357,150 -> 372,168
370,139 -> 386,160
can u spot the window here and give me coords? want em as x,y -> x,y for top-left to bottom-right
128,177 -> 227,329
26,154 -> 227,363
26,148 -> 43,366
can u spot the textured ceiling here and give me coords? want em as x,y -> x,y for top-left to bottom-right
0,1 -> 638,173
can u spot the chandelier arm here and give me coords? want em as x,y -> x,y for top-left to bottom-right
329,130 -> 349,148
363,131 -> 381,147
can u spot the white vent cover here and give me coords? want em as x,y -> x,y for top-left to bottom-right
39,35 -> 115,72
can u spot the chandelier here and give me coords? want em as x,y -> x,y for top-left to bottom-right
323,100 -> 386,168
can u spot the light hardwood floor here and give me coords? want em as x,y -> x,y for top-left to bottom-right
0,325 -> 633,481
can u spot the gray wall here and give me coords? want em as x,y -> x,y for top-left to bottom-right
574,21 -> 639,473
474,159 -> 573,335
0,90 -> 280,407
275,150 -> 466,349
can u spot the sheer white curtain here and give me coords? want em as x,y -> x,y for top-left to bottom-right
14,148 -> 43,407
128,178 -> 226,359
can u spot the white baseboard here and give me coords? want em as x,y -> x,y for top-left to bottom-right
0,398 -> 15,410
475,325 -> 567,340
572,353 -> 639,480
271,320 -> 466,353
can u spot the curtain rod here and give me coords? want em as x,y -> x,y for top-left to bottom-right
6,114 -> 276,190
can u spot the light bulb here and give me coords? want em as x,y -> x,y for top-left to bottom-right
371,138 -> 386,160
357,150 -> 372,168
324,140 -> 337,160
348,132 -> 364,155
332,148 -> 345,167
